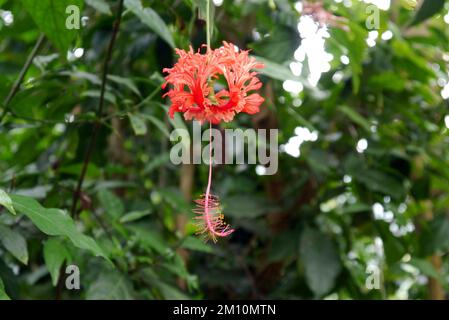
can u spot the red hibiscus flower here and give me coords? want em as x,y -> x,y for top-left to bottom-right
162,42 -> 264,242
162,42 -> 265,124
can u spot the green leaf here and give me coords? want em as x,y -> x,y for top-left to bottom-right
161,254 -> 199,291
286,106 -> 317,132
21,0 -> 84,53
119,210 -> 152,223
410,0 -> 446,26
180,236 -> 213,253
86,271 -> 135,299
377,221 -> 405,264
421,215 -> 449,255
0,225 -> 28,265
339,105 -> 371,132
82,90 -> 117,105
156,281 -> 189,299
367,71 -> 406,92
85,0 -> 111,15
249,26 -> 299,63
141,113 -> 170,138
43,238 -> 71,286
124,0 -> 175,48
97,189 -> 124,219
400,0 -> 418,10
300,228 -> 342,297
10,195 -> 109,262
330,22 -> 366,93
359,170 -> 404,199
143,152 -> 170,174
409,258 -> 447,287
0,189 -> 16,215
58,163 -> 101,178
108,75 -> 141,97
0,278 -> 10,300
158,188 -> 190,213
140,268 -> 189,299
391,39 -> 434,79
131,226 -> 168,255
252,55 -> 297,81
223,195 -> 276,219
345,156 -> 405,199
128,113 -> 147,136
337,203 -> 371,215
63,70 -> 101,85
268,231 -> 299,262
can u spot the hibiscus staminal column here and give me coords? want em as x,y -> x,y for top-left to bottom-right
193,122 -> 234,242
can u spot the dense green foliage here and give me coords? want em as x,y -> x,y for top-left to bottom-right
1,0 -> 449,299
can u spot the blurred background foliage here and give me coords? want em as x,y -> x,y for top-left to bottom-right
1,0 -> 449,300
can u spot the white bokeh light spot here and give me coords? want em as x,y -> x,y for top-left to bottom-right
281,127 -> 319,158
283,80 -> 304,95
295,15 -> 333,86
381,30 -> 393,41
356,138 -> 368,153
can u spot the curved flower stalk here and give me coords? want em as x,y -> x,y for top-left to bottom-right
162,42 -> 264,242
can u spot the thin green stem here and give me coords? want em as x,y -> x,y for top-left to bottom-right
0,34 -> 45,124
70,0 -> 125,218
206,0 -> 211,48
